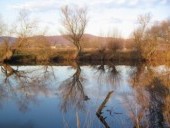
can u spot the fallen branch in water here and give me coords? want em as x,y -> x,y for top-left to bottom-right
96,91 -> 114,128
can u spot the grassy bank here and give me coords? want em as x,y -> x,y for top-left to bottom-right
0,48 -> 170,64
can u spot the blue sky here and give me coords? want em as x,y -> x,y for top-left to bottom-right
0,0 -> 169,38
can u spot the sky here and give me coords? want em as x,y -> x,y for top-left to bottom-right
0,0 -> 169,38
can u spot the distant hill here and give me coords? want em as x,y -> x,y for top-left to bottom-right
0,36 -> 16,44
46,34 -> 107,46
0,34 -> 103,45
46,35 -> 72,46
0,34 -> 125,48
0,36 -> 70,46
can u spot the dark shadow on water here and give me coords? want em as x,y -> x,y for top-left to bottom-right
1,59 -> 143,67
146,77 -> 169,128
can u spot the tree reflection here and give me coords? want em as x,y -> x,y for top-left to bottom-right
92,61 -> 121,89
58,62 -> 89,112
1,63 -> 26,82
58,62 -> 92,128
123,63 -> 170,128
0,63 -> 55,112
146,77 -> 169,128
107,62 -> 121,86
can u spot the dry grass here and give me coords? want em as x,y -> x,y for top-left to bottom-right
1,47 -> 170,63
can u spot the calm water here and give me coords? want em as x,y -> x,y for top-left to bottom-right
0,63 -> 170,128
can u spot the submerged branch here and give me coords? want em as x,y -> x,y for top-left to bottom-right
97,91 -> 114,114
96,91 -> 114,128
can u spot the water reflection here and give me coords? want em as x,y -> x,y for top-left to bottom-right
147,77 -> 169,128
0,63 -> 56,112
124,63 -> 170,128
0,62 -> 169,128
57,62 -> 92,128
58,62 -> 89,112
92,61 -> 121,89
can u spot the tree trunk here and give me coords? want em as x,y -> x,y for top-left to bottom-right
75,44 -> 81,60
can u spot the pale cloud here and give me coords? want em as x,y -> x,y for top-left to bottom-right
116,0 -> 126,5
4,0 -> 170,38
9,0 -> 60,11
111,18 -> 124,24
160,0 -> 169,4
128,0 -> 139,6
8,0 -> 170,11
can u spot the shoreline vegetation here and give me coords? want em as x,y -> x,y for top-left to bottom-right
0,48 -> 170,66
0,34 -> 170,64
0,7 -> 170,64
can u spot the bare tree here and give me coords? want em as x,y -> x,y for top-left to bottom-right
0,10 -> 38,61
0,16 -> 13,61
133,13 -> 156,60
148,19 -> 170,43
0,10 -> 50,62
133,14 -> 151,50
60,5 -> 88,59
133,13 -> 165,61
13,10 -> 38,51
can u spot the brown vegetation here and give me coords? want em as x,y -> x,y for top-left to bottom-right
123,62 -> 170,128
132,13 -> 170,61
0,10 -> 50,62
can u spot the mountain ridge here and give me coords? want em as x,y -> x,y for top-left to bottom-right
0,34 -> 124,47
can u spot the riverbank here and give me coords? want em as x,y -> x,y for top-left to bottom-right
0,48 -> 170,65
